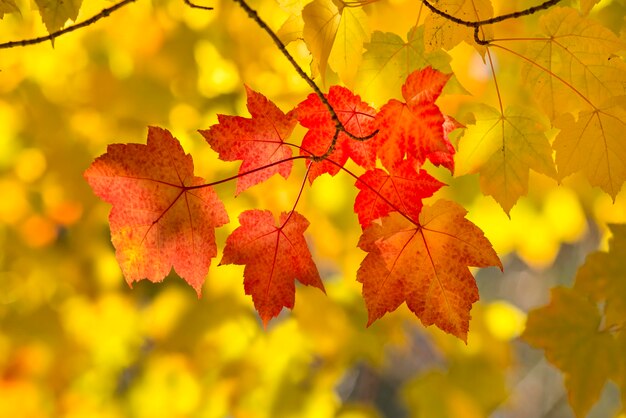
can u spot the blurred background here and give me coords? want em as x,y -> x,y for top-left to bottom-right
0,0 -> 625,416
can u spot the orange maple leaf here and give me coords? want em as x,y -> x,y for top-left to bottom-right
375,67 -> 454,171
354,160 -> 444,228
221,210 -> 325,326
296,85 -> 377,182
84,127 -> 228,295
357,200 -> 502,341
199,85 -> 297,194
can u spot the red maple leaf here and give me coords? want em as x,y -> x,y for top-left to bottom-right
357,200 -> 502,341
296,85 -> 377,182
84,127 -> 229,295
354,160 -> 444,228
221,210 -> 325,326
375,67 -> 454,171
427,115 -> 463,172
199,85 -> 297,194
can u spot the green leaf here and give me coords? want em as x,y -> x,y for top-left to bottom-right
34,0 -> 83,35
455,104 -> 557,214
0,0 -> 20,19
354,26 -> 457,106
574,224 -> 626,329
523,287 -> 620,418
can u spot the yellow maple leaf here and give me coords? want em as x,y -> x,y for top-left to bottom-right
34,0 -> 83,35
302,0 -> 369,85
521,7 -> 626,119
455,104 -> 557,214
553,100 -> 626,199
523,287 -> 621,418
423,0 -> 493,55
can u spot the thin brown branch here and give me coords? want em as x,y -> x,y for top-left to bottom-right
183,0 -> 214,11
231,0 -> 378,159
421,0 -> 563,45
0,0 -> 136,49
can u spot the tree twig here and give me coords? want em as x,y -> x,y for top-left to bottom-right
0,0 -> 136,49
231,0 -> 378,156
421,0 -> 563,45
183,0 -> 213,11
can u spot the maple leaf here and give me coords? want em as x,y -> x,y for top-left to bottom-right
0,0 -> 19,19
574,224 -> 626,332
553,101 -> 626,200
357,199 -> 502,341
455,104 -> 557,214
221,210 -> 325,326
296,85 -> 377,182
199,86 -> 297,195
354,160 -> 444,228
34,0 -> 82,35
302,0 -> 369,84
423,0 -> 493,55
522,287 -> 620,418
521,7 -> 626,119
355,26 -> 457,106
84,126 -> 229,295
375,67 -> 454,172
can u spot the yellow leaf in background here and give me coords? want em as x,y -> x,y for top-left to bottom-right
327,4 -> 369,86
574,224 -> 626,329
456,104 -> 557,214
34,0 -> 83,35
523,287 -> 620,418
303,0 -> 342,80
580,0 -> 601,14
0,0 -> 19,19
553,101 -> 626,200
355,26 -> 455,105
302,0 -> 369,84
277,14 -> 305,45
423,0 -> 493,55
521,7 -> 626,119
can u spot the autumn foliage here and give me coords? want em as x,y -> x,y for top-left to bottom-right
4,0 -> 626,416
84,66 -> 503,341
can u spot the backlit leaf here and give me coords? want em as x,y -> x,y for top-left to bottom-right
354,161 -> 444,228
523,287 -> 620,418
357,200 -> 502,341
355,27 -> 455,106
0,0 -> 19,19
221,210 -> 325,326
302,0 -> 369,84
423,0 -> 493,55
456,104 -> 557,214
521,7 -> 626,119
553,100 -> 626,199
34,0 -> 82,35
84,127 -> 229,295
296,85 -> 377,182
574,224 -> 626,330
375,67 -> 453,171
199,86 -> 297,195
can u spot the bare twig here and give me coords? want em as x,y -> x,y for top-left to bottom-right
421,0 -> 563,45
231,0 -> 378,158
183,0 -> 213,11
0,0 -> 136,49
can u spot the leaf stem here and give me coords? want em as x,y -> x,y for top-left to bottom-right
280,162 -> 312,227
0,0 -> 136,49
183,0 -> 214,10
